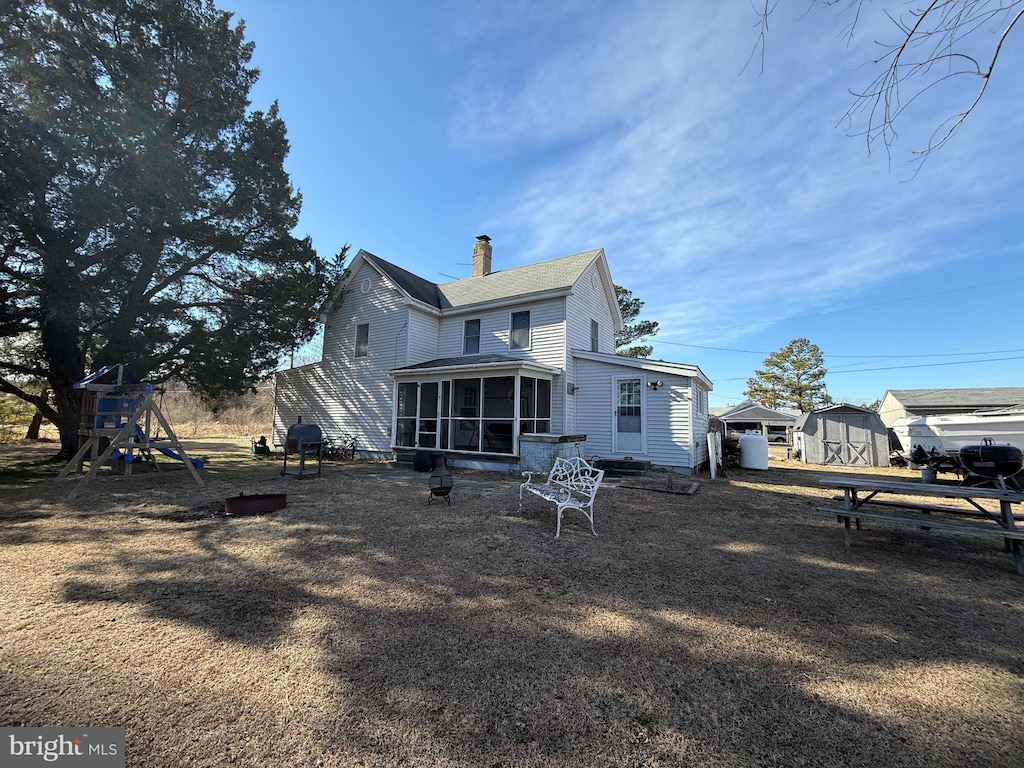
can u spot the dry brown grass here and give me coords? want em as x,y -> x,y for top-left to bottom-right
1,443 -> 1022,767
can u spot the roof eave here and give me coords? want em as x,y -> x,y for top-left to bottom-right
390,360 -> 562,378
572,350 -> 713,390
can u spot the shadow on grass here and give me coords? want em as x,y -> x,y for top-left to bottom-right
6,462 -> 1022,766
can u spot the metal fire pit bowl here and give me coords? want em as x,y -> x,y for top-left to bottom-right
224,493 -> 287,516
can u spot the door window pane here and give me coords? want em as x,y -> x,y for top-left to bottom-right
617,379 -> 641,433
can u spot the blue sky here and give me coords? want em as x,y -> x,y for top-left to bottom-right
226,0 -> 1024,407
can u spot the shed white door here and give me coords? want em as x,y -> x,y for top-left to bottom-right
613,377 -> 643,454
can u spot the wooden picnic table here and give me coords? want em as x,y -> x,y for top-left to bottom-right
816,475 -> 1024,576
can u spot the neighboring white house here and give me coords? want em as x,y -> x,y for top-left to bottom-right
273,237 -> 714,473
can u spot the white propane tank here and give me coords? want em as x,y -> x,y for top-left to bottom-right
738,433 -> 770,470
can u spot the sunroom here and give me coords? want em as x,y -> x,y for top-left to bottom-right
389,355 -> 561,456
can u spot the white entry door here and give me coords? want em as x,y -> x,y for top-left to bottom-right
613,377 -> 643,454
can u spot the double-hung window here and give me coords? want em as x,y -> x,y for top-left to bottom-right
510,311 -> 531,351
463,319 -> 481,355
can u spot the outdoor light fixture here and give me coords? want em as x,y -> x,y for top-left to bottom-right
647,380 -> 664,391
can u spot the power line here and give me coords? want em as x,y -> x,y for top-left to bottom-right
715,354 -> 1024,380
827,355 -> 1024,375
701,275 -> 1024,333
658,338 -> 1024,360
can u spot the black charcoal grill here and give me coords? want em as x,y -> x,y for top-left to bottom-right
959,439 -> 1024,491
281,416 -> 324,478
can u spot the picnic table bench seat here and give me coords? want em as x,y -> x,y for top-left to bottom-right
520,456 -> 604,538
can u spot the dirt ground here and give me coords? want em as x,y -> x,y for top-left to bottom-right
1,441 -> 1022,767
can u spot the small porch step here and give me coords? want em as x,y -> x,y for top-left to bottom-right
593,459 -> 650,477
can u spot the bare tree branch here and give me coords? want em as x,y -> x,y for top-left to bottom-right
756,1 -> 1024,167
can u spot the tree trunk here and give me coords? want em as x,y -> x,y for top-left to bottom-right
40,245 -> 86,460
50,382 -> 82,460
25,388 -> 48,440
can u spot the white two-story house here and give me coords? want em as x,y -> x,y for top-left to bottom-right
273,237 -> 713,473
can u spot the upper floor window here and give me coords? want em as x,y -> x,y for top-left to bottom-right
590,319 -> 599,353
355,323 -> 369,358
463,318 -> 481,355
510,311 -> 531,350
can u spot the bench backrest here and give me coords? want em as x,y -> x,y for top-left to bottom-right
548,456 -> 604,500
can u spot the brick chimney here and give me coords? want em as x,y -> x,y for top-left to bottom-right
472,235 -> 492,277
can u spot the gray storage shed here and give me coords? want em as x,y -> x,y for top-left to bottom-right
794,404 -> 889,467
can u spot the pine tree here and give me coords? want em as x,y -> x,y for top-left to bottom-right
615,285 -> 659,358
745,338 -> 832,412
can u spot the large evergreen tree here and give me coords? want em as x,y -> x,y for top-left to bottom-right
0,0 -> 342,457
745,337 -> 832,412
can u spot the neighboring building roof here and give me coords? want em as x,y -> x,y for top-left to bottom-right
885,387 -> 1024,409
810,403 -> 878,414
716,399 -> 798,422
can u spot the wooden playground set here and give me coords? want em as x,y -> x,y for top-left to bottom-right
57,364 -> 204,497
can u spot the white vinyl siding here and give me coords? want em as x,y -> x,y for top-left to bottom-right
406,307 -> 440,365
274,360 -> 394,458
566,262 -> 616,356
437,297 -> 567,368
565,261 -> 617,433
301,260 -> 415,456
573,356 -> 704,472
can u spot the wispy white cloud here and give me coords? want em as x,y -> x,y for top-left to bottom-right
446,1 -> 1024,358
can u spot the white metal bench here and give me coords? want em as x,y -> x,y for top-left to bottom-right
519,456 -> 605,537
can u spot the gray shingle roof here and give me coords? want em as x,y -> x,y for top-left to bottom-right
357,248 -> 603,311
887,388 -> 1024,409
362,252 -> 445,307
438,250 -> 603,308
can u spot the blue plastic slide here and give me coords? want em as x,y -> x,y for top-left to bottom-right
153,445 -> 204,469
